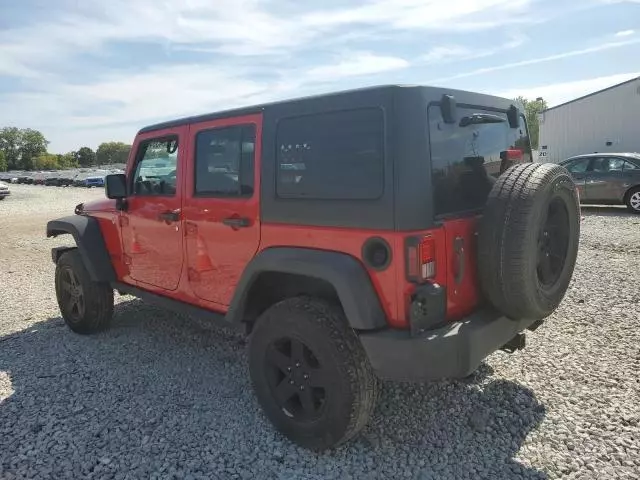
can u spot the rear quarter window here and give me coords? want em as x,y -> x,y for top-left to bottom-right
429,105 -> 531,216
275,108 -> 385,200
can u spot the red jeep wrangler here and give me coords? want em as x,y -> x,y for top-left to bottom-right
47,86 -> 580,450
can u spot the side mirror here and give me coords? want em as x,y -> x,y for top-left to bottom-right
105,173 -> 127,199
440,94 -> 457,124
507,104 -> 520,128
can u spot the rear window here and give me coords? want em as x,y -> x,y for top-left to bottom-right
429,105 -> 531,216
276,108 -> 384,200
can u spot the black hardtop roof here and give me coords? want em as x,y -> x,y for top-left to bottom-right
138,84 -> 519,134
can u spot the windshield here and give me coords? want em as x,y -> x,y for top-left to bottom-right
429,105 -> 532,216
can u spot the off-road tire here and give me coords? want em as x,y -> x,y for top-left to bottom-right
248,296 -> 380,451
625,186 -> 640,213
478,163 -> 580,320
55,249 -> 114,334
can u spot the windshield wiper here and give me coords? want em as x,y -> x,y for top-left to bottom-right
459,113 -> 506,127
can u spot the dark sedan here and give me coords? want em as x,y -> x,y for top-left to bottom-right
559,153 -> 640,213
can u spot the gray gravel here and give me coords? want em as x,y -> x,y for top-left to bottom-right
1,185 -> 639,479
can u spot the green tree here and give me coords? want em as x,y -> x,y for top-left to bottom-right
0,127 -> 22,170
96,142 -> 131,165
19,129 -> 49,170
514,96 -> 548,150
34,153 -> 60,170
57,153 -> 78,169
76,146 -> 97,167
0,151 -> 7,172
0,127 -> 49,170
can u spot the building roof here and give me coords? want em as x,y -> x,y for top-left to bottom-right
543,76 -> 640,113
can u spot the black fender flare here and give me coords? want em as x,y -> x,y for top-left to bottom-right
46,215 -> 116,282
226,247 -> 388,331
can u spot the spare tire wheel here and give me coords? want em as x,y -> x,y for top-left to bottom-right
478,163 -> 580,320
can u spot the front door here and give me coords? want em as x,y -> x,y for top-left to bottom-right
182,115 -> 262,306
121,127 -> 186,291
564,157 -> 591,201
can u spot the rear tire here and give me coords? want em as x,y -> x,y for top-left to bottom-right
625,187 -> 640,213
478,163 -> 580,320
55,250 -> 114,334
248,297 -> 379,451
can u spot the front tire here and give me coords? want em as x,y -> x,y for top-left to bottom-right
625,187 -> 640,213
248,297 -> 379,450
55,250 -> 114,334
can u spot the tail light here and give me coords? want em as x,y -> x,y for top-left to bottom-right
406,235 -> 436,282
505,148 -> 524,161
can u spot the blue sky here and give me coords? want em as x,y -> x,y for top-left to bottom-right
0,0 -> 639,153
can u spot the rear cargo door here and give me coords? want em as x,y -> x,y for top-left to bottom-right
428,104 -> 532,320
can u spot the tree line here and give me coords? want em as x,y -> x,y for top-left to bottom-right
0,127 -> 131,172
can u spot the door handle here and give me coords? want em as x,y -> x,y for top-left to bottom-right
158,210 -> 180,223
222,217 -> 250,228
454,237 -> 465,285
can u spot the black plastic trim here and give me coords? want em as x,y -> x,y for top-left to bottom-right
113,282 -> 242,332
47,215 -> 116,282
359,310 -> 539,381
226,247 -> 388,330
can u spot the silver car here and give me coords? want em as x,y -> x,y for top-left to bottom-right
559,153 -> 640,213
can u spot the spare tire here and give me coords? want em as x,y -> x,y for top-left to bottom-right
478,163 -> 580,320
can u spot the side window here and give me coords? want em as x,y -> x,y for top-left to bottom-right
623,160 -> 639,171
276,108 -> 384,200
608,158 -> 625,171
132,137 -> 179,196
194,125 -> 256,197
566,158 -> 590,173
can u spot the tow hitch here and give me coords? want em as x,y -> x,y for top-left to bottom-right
500,333 -> 526,353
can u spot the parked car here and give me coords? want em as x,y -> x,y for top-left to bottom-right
0,181 -> 10,200
44,173 -> 63,186
46,85 -> 581,450
559,153 -> 640,213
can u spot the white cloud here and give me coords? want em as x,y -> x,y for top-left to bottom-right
421,33 -> 527,64
305,53 -> 409,82
430,37 -> 640,83
496,72 -> 640,106
615,29 -> 635,37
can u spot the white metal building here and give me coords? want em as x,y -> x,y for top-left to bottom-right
538,76 -> 640,163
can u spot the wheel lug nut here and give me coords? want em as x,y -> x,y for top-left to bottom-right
295,363 -> 301,368
299,386 -> 305,391
287,367 -> 292,372
303,374 -> 309,380
289,380 -> 294,385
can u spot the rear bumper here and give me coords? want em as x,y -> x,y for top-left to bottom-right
0,190 -> 10,197
359,309 -> 540,382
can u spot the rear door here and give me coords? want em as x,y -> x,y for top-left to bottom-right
428,104 -> 531,319
585,156 -> 626,202
182,115 -> 262,306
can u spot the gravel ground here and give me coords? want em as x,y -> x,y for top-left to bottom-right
1,185 -> 639,480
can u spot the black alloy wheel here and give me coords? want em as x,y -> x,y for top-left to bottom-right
537,197 -> 570,289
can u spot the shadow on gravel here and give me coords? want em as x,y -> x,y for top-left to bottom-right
580,205 -> 636,218
0,299 -> 547,480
